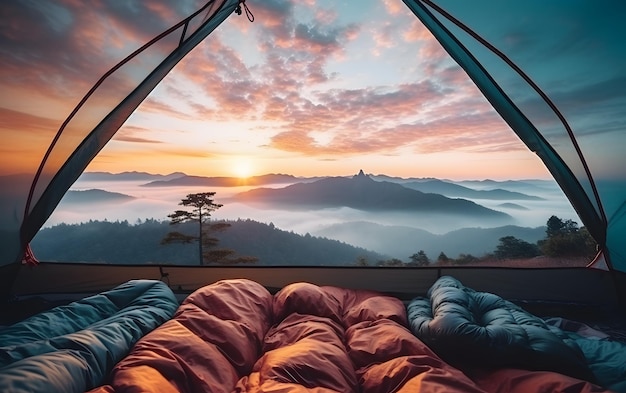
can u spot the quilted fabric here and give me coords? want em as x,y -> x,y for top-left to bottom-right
0,280 -> 178,393
407,276 -> 595,381
89,279 -> 611,393
91,279 -> 487,393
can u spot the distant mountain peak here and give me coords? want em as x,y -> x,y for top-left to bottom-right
354,169 -> 369,179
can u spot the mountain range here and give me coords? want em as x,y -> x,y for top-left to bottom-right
230,170 -> 511,219
400,179 -> 544,200
141,173 -> 546,202
69,170 -> 535,220
78,171 -> 186,182
455,179 -> 558,193
60,189 -> 135,204
77,171 -> 546,201
141,173 -> 316,187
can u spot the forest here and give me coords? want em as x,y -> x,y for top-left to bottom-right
31,218 -> 385,266
31,215 -> 596,267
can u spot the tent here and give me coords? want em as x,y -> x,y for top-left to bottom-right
1,0 -> 625,307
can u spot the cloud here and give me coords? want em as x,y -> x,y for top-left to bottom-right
248,0 -> 294,38
213,3 -> 512,155
114,126 -> 164,144
370,22 -> 397,56
0,107 -> 61,135
146,1 -> 520,160
382,0 -> 405,15
159,2 -> 364,124
165,34 -> 267,120
293,23 -> 342,54
114,136 -> 163,144
97,145 -> 215,162
140,96 -> 200,119
0,108 -> 64,173
402,19 -> 434,42
2,0 -> 546,177
0,0 -> 214,105
313,7 -> 339,25
269,130 -> 318,152
260,76 -> 523,157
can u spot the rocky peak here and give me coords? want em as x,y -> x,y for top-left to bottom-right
353,169 -> 371,181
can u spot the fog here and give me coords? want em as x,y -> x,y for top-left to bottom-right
43,178 -> 580,238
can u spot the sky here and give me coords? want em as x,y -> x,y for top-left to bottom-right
1,0 -> 624,181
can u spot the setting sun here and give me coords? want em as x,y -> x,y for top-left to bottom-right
231,157 -> 254,179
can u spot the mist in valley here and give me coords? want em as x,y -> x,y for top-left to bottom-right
38,173 -> 580,261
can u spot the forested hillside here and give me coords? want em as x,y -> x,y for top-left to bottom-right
31,212 -> 593,267
314,222 -> 547,260
31,219 -> 386,266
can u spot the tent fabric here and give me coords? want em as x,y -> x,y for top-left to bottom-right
0,280 -> 178,393
407,276 -> 626,392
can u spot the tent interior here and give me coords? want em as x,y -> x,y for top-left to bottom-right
1,0 -> 626,391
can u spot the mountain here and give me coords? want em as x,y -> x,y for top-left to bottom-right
456,179 -> 558,193
314,221 -> 546,260
369,174 -> 435,184
141,173 -> 308,187
78,171 -> 186,182
401,179 -> 543,200
373,175 -> 559,196
217,219 -> 386,265
231,171 -> 511,219
60,189 -> 135,204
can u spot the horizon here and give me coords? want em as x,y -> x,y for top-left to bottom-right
78,169 -> 554,183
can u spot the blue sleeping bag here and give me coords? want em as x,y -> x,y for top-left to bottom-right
0,279 -> 178,393
408,276 -> 593,380
407,276 -> 626,392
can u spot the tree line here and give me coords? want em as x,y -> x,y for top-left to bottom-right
371,215 -> 597,267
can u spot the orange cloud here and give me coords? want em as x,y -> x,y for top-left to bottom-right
382,0 -> 405,15
0,108 -> 62,174
114,126 -> 164,144
403,19 -> 434,42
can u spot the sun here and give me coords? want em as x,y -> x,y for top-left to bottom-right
231,158 -> 254,179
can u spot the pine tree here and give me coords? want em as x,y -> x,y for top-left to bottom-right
409,250 -> 430,266
161,192 -> 257,265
